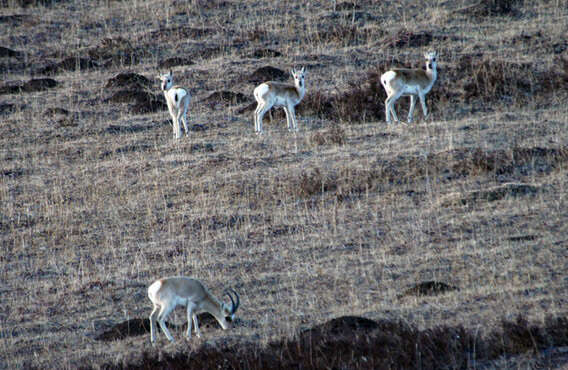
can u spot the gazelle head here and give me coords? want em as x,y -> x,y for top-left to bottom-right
158,70 -> 174,91
221,288 -> 240,321
291,67 -> 306,89
424,51 -> 438,70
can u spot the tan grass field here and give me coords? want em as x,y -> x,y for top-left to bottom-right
1,0 -> 568,368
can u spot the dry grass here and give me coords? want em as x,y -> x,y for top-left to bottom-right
1,0 -> 568,368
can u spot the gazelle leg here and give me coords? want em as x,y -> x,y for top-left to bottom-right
150,304 -> 160,343
186,303 -> 197,338
408,95 -> 416,123
157,303 -> 176,342
419,93 -> 428,120
192,314 -> 201,338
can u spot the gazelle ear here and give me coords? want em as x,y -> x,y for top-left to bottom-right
300,66 -> 305,74
169,70 -> 173,76
290,69 -> 296,76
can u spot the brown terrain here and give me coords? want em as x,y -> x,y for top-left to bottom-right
1,0 -> 568,368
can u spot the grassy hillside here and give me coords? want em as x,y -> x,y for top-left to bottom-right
1,0 -> 567,368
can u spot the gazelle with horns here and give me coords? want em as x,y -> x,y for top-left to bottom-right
148,276 -> 240,343
158,70 -> 191,139
381,51 -> 438,124
253,67 -> 306,134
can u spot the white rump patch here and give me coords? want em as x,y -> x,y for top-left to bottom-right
381,71 -> 397,87
254,83 -> 270,101
148,280 -> 162,300
168,88 -> 187,107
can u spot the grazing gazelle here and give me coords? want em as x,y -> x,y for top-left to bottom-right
381,51 -> 438,124
158,70 -> 191,139
148,276 -> 240,343
253,67 -> 306,134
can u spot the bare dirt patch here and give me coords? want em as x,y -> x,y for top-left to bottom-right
247,66 -> 288,84
105,72 -> 153,90
158,57 -> 194,69
400,281 -> 460,298
456,0 -> 524,17
0,77 -> 57,94
201,91 -> 250,108
246,48 -> 282,59
381,29 -> 435,49
37,57 -> 99,75
0,46 -> 23,58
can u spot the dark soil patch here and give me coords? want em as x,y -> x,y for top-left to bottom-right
95,314 -> 225,342
0,103 -> 22,115
101,314 -> 568,370
37,57 -> 99,75
382,29 -> 434,48
0,0 -> 66,7
142,26 -> 215,42
0,103 -> 16,115
105,72 -> 152,90
0,46 -> 23,58
0,14 -> 33,26
334,1 -> 360,10
400,281 -> 459,297
235,101 -> 256,115
246,48 -> 282,59
106,90 -> 155,104
300,70 -> 385,123
44,107 -> 70,116
106,88 -> 166,114
201,91 -> 250,107
457,0 -> 523,17
0,85 -> 20,95
23,78 -> 58,91
132,99 -> 167,114
0,78 -> 57,95
86,37 -> 142,68
158,57 -> 194,69
507,234 -> 538,242
247,66 -> 288,84
1,168 -> 26,178
191,45 -> 225,61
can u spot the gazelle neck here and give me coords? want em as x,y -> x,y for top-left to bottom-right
295,80 -> 306,100
426,63 -> 437,82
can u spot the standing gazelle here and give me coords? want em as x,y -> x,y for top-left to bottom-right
148,276 -> 240,343
158,70 -> 191,139
381,51 -> 438,124
253,67 -> 306,134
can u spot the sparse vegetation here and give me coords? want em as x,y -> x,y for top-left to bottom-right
1,0 -> 567,368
